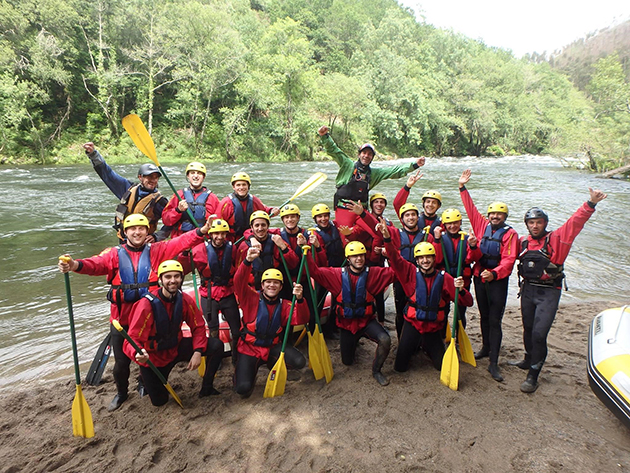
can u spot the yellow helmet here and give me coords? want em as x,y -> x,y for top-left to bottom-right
369,193 -> 387,205
399,203 -> 419,218
311,203 -> 330,218
422,190 -> 442,203
231,172 -> 251,185
261,268 -> 283,283
157,260 -> 184,277
441,208 -> 462,224
208,219 -> 230,233
487,201 -> 509,216
249,210 -> 270,225
185,161 -> 206,175
280,204 -> 300,218
123,213 -> 150,230
345,241 -> 367,257
414,242 -> 436,257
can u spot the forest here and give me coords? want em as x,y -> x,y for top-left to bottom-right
1,0 -> 629,170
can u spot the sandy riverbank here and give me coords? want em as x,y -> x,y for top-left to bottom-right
1,301 -> 628,473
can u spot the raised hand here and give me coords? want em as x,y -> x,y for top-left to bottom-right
459,169 -> 471,188
588,187 -> 607,204
318,125 -> 330,136
406,169 -> 423,188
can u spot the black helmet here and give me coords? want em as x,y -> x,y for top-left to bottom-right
137,163 -> 161,177
524,207 -> 548,223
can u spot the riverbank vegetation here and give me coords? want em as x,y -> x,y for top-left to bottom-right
1,0 -> 628,171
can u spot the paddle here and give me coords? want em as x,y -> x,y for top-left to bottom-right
85,332 -> 112,386
112,320 -> 184,408
263,247 -> 310,398
454,232 -> 476,367
277,172 -> 327,210
440,232 -> 466,391
60,258 -> 94,438
303,246 -> 333,383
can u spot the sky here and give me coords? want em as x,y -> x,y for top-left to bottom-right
400,0 -> 630,57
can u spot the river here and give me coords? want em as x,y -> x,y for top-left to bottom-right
0,156 -> 628,391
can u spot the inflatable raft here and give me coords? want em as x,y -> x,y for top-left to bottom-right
588,306 -> 630,429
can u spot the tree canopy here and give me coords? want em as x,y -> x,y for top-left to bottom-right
0,0 -> 626,166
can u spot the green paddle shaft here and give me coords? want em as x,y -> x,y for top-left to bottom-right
279,248 -> 309,353
451,233 -> 467,339
63,273 -> 82,386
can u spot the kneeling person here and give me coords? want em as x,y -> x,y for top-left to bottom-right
381,221 -> 473,372
306,241 -> 396,386
124,260 -> 224,406
234,247 -> 308,398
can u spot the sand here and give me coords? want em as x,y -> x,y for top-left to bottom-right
1,301 -> 629,473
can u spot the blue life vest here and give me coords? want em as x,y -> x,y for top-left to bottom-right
145,291 -> 183,351
205,241 -> 233,286
181,188 -> 210,232
241,296 -> 284,347
442,233 -> 469,277
246,237 -> 276,286
336,268 -> 374,319
418,214 -> 441,234
108,245 -> 156,304
405,270 -> 445,321
280,228 -> 309,278
230,193 -> 254,237
479,224 -> 511,269
399,229 -> 424,263
316,225 -> 344,267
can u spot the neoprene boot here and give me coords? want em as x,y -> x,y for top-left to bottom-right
487,362 -> 504,382
373,371 -> 389,386
108,392 -> 128,411
520,368 -> 540,393
509,355 -> 530,370
475,346 -> 490,360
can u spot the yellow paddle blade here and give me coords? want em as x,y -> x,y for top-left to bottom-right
197,356 -> 206,378
308,332 -> 325,380
165,382 -> 184,408
440,340 -> 459,391
288,172 -> 327,202
264,352 -> 287,398
316,327 -> 334,383
72,384 -> 94,438
445,321 -> 451,343
122,114 -> 159,166
457,320 -> 476,367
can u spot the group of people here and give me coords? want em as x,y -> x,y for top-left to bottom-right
58,128 -> 607,410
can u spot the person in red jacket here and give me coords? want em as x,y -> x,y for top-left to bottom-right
432,208 -> 482,329
306,241 -> 396,386
233,248 -> 307,398
161,162 -> 220,238
393,170 -> 443,236
124,260 -> 224,406
219,172 -> 279,241
381,221 -> 473,372
58,213 -> 213,411
515,188 -> 607,393
192,219 -> 240,363
458,169 -> 519,382
235,210 -> 299,290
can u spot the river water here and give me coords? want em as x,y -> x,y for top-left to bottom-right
1,156 -> 628,391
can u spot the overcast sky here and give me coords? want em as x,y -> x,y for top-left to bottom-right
400,1 -> 630,57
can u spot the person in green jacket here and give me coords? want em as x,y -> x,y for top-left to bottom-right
317,125 -> 424,239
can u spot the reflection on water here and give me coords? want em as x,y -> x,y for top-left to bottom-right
0,157 -> 628,390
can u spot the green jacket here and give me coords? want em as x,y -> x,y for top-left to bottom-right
321,134 -> 417,189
